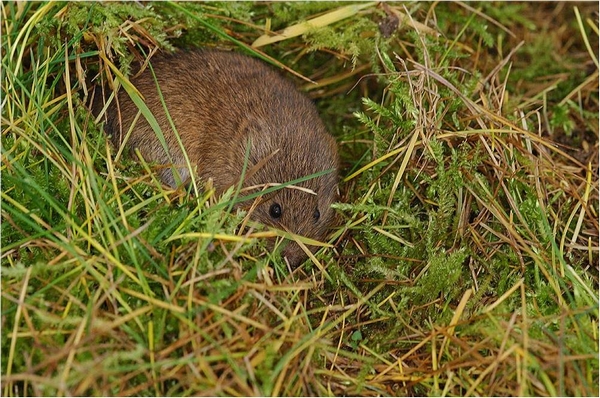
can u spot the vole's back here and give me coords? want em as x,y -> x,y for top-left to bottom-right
101,49 -> 339,266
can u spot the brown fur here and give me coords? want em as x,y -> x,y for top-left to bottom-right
97,49 -> 339,266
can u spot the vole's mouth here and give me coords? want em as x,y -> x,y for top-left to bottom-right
282,243 -> 306,268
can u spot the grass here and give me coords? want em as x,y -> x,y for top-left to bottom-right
2,1 -> 598,396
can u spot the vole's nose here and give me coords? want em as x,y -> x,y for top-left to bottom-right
282,242 -> 307,268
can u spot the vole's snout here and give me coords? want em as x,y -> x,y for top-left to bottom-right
282,240 -> 330,268
282,242 -> 306,268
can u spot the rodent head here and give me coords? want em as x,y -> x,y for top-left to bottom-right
248,168 -> 338,267
235,116 -> 339,267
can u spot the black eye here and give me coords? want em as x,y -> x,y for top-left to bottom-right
313,208 -> 320,221
269,203 -> 282,219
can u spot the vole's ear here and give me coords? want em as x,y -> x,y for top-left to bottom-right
236,115 -> 278,163
238,116 -> 271,141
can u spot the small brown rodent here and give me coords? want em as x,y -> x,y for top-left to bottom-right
97,49 -> 339,266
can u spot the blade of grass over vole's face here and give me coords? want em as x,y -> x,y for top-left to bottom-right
165,228 -> 332,249
228,168 -> 337,208
166,166 -> 337,242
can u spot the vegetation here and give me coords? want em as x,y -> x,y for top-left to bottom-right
2,1 -> 598,396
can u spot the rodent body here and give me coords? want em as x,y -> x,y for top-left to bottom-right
100,49 -> 339,266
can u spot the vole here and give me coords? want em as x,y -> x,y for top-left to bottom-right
97,49 -> 339,267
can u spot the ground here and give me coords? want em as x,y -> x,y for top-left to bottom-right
1,2 -> 598,396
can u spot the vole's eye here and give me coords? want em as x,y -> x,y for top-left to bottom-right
269,203 -> 282,219
313,208 -> 320,222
